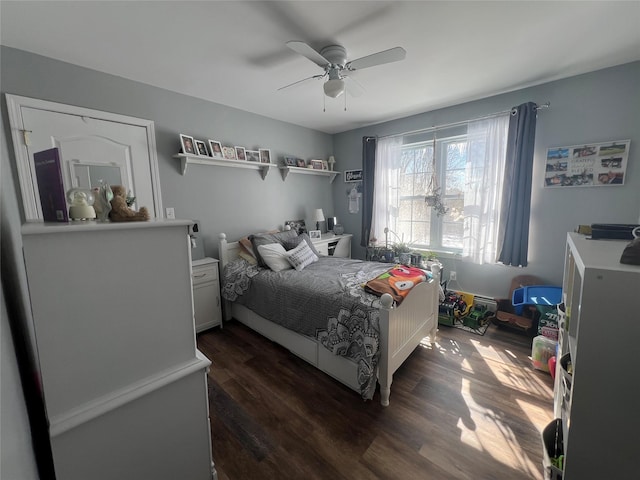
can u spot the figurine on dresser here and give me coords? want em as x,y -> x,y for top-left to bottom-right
109,185 -> 150,222
93,181 -> 113,222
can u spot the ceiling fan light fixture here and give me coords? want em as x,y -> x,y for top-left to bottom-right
323,78 -> 345,98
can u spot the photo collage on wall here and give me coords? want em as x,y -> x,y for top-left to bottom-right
544,139 -> 630,188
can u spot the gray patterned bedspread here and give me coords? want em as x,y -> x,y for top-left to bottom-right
221,256 -> 398,400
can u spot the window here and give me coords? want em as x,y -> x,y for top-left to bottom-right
372,113 -> 509,263
395,135 -> 467,252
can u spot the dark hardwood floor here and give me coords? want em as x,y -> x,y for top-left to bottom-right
197,320 -> 554,480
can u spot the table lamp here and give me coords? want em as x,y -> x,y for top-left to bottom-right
313,208 -> 325,232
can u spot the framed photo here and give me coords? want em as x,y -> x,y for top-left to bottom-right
310,159 -> 323,170
284,156 -> 297,166
345,169 -> 363,182
285,219 -> 306,235
544,139 -> 630,188
246,150 -> 260,162
222,146 -> 236,160
208,140 -> 223,158
180,134 -> 195,155
195,139 -> 209,156
296,158 -> 306,168
309,230 -> 321,240
322,160 -> 329,170
235,146 -> 246,161
259,148 -> 271,164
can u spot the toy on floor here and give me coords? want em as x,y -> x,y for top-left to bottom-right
109,185 -> 149,222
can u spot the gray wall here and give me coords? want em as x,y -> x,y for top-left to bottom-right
333,61 -> 640,298
1,46 -> 335,260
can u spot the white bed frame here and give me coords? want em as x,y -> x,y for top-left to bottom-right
218,233 -> 439,406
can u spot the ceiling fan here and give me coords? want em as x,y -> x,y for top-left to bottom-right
279,41 -> 406,99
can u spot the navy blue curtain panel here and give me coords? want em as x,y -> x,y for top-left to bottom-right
497,102 -> 538,266
361,136 -> 376,247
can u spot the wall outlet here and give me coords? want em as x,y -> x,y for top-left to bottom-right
449,271 -> 457,281
165,207 -> 175,219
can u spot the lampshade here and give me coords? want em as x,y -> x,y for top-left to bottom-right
313,208 -> 325,222
323,78 -> 345,98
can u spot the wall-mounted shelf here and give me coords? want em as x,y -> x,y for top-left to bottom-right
279,166 -> 340,183
174,153 -> 276,179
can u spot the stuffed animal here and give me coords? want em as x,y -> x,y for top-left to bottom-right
108,185 -> 149,222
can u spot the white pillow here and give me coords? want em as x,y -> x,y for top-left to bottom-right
286,240 -> 319,271
257,243 -> 292,272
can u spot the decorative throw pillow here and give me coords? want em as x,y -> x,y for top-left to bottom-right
239,229 -> 278,259
257,243 -> 292,272
286,240 -> 319,271
250,230 -> 299,268
281,233 -> 321,257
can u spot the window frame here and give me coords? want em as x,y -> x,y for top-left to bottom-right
397,134 -> 467,253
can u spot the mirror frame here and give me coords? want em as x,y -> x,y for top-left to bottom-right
5,94 -> 164,221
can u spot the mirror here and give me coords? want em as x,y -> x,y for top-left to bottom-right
6,94 -> 163,220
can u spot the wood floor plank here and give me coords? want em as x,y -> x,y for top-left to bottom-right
198,320 -> 554,479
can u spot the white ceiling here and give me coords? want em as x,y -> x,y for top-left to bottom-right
2,1 -> 639,134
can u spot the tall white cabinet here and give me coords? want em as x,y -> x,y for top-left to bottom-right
21,220 -> 215,480
552,232 -> 640,479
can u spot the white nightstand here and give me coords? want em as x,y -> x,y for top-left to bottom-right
311,233 -> 353,258
191,257 -> 222,332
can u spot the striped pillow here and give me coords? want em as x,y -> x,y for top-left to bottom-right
286,240 -> 318,271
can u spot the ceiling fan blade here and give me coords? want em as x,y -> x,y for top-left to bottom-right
278,73 -> 326,92
346,47 -> 406,71
286,41 -> 330,68
343,76 -> 365,98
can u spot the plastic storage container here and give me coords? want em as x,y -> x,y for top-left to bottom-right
512,285 -> 563,315
532,335 -> 557,372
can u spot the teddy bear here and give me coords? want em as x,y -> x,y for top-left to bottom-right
108,185 -> 150,222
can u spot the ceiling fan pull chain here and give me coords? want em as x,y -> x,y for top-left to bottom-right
344,91 -> 347,111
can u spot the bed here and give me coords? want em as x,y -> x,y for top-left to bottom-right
217,232 -> 440,406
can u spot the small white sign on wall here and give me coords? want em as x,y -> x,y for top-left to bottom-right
544,139 -> 630,188
344,169 -> 363,183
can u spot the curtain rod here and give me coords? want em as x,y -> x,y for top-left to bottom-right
372,102 -> 550,140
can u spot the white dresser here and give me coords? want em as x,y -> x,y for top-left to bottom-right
192,257 -> 222,332
311,233 -> 352,258
21,220 -> 215,480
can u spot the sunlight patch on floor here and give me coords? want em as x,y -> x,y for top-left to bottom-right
430,339 -> 463,356
516,397 -> 554,432
470,339 -> 553,398
457,378 -> 541,477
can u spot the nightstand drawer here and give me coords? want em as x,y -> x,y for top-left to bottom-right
192,258 -> 219,286
192,267 -> 218,285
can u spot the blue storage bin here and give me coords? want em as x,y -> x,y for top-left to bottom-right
512,285 -> 562,315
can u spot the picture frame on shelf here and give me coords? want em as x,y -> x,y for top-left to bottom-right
322,160 -> 329,170
259,149 -> 271,164
235,146 -> 246,161
222,146 -> 236,160
285,219 -> 306,235
180,134 -> 196,155
209,140 -> 223,158
310,159 -> 323,170
309,230 -> 321,240
195,139 -> 209,156
296,158 -> 306,168
284,156 -> 297,166
246,150 -> 260,162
